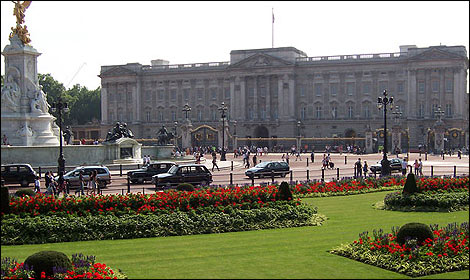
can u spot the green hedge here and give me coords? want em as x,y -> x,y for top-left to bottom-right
1,203 -> 326,245
383,190 -> 469,212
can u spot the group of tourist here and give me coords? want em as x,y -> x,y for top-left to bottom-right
35,170 -> 99,197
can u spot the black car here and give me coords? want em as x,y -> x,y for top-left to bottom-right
127,162 -> 175,184
245,161 -> 290,179
152,164 -> 212,189
1,164 -> 38,187
369,158 -> 405,174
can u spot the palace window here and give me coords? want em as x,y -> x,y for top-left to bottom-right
197,109 -> 202,121
418,104 -> 424,118
248,87 -> 254,96
397,81 -> 404,94
145,90 -> 151,101
431,104 -> 439,118
211,88 -> 217,100
418,81 -> 425,93
330,83 -> 338,96
362,82 -> 370,94
259,87 -> 266,97
248,107 -> 254,120
314,84 -> 322,96
300,107 -> 306,120
445,104 -> 452,117
445,79 -> 453,93
272,107 -> 278,119
171,110 -> 176,121
158,111 -> 163,121
197,88 -> 203,100
158,89 -> 164,100
260,106 -> 266,120
299,86 -> 305,97
348,106 -> 354,119
127,92 -> 132,103
347,83 -> 355,96
364,105 -> 370,119
211,108 -> 217,121
146,111 -> 151,122
315,106 -> 322,119
224,87 -> 230,99
432,80 -> 439,93
170,89 -> 177,101
183,89 -> 190,100
331,106 -> 337,119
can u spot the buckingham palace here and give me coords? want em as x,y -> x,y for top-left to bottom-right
99,44 -> 469,151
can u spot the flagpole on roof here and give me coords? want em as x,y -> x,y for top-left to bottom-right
272,7 -> 274,48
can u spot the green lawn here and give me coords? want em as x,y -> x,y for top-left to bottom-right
2,191 -> 469,279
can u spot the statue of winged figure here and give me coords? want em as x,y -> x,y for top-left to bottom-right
13,1 -> 31,25
9,1 -> 32,45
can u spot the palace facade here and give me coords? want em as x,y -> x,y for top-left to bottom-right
99,45 -> 469,150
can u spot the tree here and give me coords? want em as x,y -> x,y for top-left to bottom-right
66,84 -> 101,125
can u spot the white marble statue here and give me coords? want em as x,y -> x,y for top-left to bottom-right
30,85 -> 49,114
1,74 -> 21,111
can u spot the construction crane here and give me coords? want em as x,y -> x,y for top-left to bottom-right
66,62 -> 87,88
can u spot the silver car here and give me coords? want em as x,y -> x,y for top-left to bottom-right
56,165 -> 111,188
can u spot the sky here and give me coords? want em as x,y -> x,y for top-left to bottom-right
1,1 -> 469,90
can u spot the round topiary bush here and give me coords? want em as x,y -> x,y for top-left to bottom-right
402,173 -> 419,194
396,222 -> 434,245
177,183 -> 195,192
276,181 -> 293,201
1,186 -> 10,214
24,251 -> 72,277
15,188 -> 36,197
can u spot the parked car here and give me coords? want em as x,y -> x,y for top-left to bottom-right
369,158 -> 404,174
1,164 -> 38,187
152,164 -> 212,189
127,161 -> 176,184
57,165 -> 111,188
245,161 -> 290,179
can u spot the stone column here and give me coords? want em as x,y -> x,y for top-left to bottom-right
180,120 -> 193,150
288,75 -> 295,120
240,77 -> 246,120
253,76 -> 258,119
391,126 -> 402,154
101,84 -> 108,124
266,76 -> 271,120
278,78 -> 284,118
230,77 -> 235,119
365,129 -> 373,153
135,78 -> 142,123
434,124 -> 446,153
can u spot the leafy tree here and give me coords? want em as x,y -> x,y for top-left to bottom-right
66,84 -> 101,125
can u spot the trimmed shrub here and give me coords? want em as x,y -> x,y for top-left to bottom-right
396,222 -> 433,245
276,181 -> 293,201
1,186 -> 10,214
24,250 -> 73,277
15,188 -> 36,197
402,173 -> 418,194
177,183 -> 195,192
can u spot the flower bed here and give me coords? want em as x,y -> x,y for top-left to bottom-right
383,190 -> 469,212
1,202 -> 326,245
1,253 -> 127,279
330,222 -> 469,277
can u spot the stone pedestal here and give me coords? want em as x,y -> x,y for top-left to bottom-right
391,126 -> 402,154
102,138 -> 142,163
434,124 -> 446,153
180,120 -> 193,150
1,35 -> 59,146
365,129 -> 373,153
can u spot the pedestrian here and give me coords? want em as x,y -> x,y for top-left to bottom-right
295,150 -> 301,161
253,153 -> 257,167
245,152 -> 251,168
211,151 -> 219,171
355,158 -> 363,178
285,153 -> 289,165
413,159 -> 419,176
34,175 -> 41,193
78,170 -> 85,196
89,170 -> 97,195
401,158 -> 408,176
418,158 -> 423,176
362,161 -> 368,177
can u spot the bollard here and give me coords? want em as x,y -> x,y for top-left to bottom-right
453,166 -> 456,177
120,164 -> 122,177
442,153 -> 445,160
290,170 -> 293,183
344,156 -> 347,165
143,187 -> 145,195
251,176 -> 255,186
38,166 -> 42,178
231,161 -> 233,171
425,152 -> 428,161
271,170 -> 275,184
321,168 -> 325,182
337,168 -> 340,180
306,169 -> 309,181
127,176 -> 130,193
137,164 -> 140,169
229,172 -> 233,185
354,165 -> 357,178
307,158 -> 309,167
122,189 -> 124,195
431,165 -> 433,177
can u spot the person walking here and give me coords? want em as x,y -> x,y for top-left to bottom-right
355,158 -> 363,178
34,175 -> 41,193
295,150 -> 302,161
211,151 -> 219,171
285,152 -> 289,165
413,159 -> 419,176
253,153 -> 257,167
401,158 -> 408,176
89,170 -> 97,195
362,161 -> 368,177
78,170 -> 85,196
418,158 -> 423,176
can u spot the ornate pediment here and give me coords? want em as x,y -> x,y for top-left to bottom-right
227,53 -> 293,69
100,66 -> 137,77
408,48 -> 464,61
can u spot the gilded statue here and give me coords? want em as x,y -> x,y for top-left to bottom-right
9,1 -> 32,45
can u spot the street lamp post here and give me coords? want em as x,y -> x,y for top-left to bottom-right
51,97 -> 69,191
377,90 -> 394,176
218,102 -> 228,161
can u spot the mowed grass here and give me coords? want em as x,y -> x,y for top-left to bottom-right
2,191 -> 469,279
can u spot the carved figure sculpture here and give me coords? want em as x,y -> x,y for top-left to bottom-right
156,125 -> 174,145
9,1 -> 32,45
30,86 -> 50,114
104,121 -> 134,142
63,126 -> 72,144
1,74 -> 21,111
